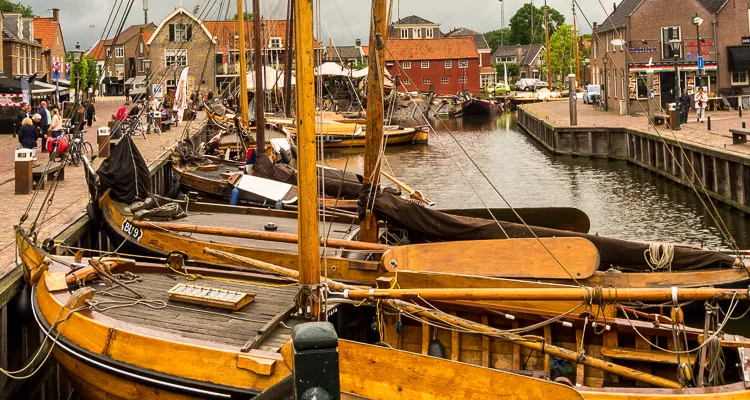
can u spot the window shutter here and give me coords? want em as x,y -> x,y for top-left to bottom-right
169,24 -> 175,42
187,25 -> 193,41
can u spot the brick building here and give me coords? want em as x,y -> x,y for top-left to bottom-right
591,0 -> 750,114
2,14 -> 42,77
147,7 -> 216,95
100,23 -> 155,96
86,39 -> 107,94
32,8 -> 65,83
446,28 -> 496,89
385,37 -> 480,95
387,15 -> 444,40
326,38 -> 368,65
491,44 -> 545,82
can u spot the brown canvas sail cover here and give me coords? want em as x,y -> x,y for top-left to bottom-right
359,185 -> 736,272
252,154 -> 363,199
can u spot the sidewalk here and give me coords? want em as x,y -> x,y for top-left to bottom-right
523,101 -> 750,158
0,106 -> 206,270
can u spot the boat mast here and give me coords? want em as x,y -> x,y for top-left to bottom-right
236,0 -> 250,127
294,0 -> 320,317
573,1 -> 579,88
253,0 -> 266,153
283,0 -> 294,117
544,0 -> 550,84
360,0 -> 388,243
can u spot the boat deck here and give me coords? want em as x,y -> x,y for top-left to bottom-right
94,272 -> 299,350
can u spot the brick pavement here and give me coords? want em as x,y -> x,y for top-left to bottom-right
523,100 -> 750,158
0,98 -> 206,270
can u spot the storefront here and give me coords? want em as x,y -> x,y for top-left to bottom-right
629,62 -> 717,108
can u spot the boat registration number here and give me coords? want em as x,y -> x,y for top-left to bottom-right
121,220 -> 143,241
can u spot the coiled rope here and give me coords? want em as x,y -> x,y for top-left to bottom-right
644,243 -> 675,272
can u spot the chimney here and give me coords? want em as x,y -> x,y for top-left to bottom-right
52,8 -> 59,22
355,38 -> 361,47
516,44 -> 523,64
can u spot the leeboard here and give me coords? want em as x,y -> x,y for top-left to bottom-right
381,238 -> 599,279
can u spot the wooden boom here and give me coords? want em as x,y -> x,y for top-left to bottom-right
204,247 -> 683,389
132,220 -> 389,252
342,287 -> 749,302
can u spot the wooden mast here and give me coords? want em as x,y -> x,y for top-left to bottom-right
573,1 -> 580,88
544,1 -> 550,84
360,0 -> 388,243
253,0 -> 266,153
236,0 -> 250,127
283,0 -> 294,117
294,0 -> 320,317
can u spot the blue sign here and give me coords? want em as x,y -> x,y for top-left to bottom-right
697,56 -> 705,69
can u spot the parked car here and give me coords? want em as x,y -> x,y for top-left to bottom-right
583,85 -> 602,104
485,81 -> 511,96
515,78 -> 537,92
534,80 -> 549,90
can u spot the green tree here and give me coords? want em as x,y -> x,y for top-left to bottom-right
0,0 -> 33,17
549,24 -> 581,86
495,62 -> 520,82
84,56 -> 99,92
484,28 -> 511,53
508,3 -> 565,45
232,12 -> 253,21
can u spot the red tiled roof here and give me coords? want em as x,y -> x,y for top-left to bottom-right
87,39 -> 110,61
385,37 -> 479,61
33,17 -> 61,50
110,24 -> 156,45
204,19 -> 322,56
362,46 -> 369,56
143,31 -> 154,44
480,66 -> 496,74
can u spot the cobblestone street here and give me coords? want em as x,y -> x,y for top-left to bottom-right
0,98 -> 204,270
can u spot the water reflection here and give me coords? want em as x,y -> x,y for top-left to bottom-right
323,116 -> 749,249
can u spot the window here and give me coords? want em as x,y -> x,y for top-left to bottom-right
138,59 -> 145,73
139,43 -> 144,54
445,60 -> 452,68
166,79 -> 176,88
458,59 -> 468,68
414,28 -> 421,39
106,48 -> 111,57
422,78 -> 430,84
403,78 -> 411,84
635,73 -> 648,99
115,47 -> 124,58
421,61 -> 429,68
593,39 -> 597,60
170,23 -> 192,43
495,56 -> 515,63
732,71 -> 749,86
228,50 -> 239,64
400,28 -> 408,39
426,28 -> 434,39
441,77 -> 449,84
269,37 -> 282,49
459,76 -> 467,83
481,74 -> 493,88
166,49 -> 188,67
661,27 -> 681,59
402,61 -> 411,69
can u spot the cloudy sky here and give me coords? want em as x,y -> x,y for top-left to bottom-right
27,0 -> 613,51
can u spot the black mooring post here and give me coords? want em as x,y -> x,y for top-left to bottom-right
707,116 -> 711,131
292,322 -> 340,400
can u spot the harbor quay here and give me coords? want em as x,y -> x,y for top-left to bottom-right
518,100 -> 750,215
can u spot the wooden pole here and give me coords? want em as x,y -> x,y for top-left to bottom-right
360,0 -> 389,243
380,171 -> 434,205
283,0 -> 294,117
132,220 -> 389,251
203,247 -> 682,389
343,287 -> 748,302
237,0 -> 250,128
573,2 -> 580,88
294,0 -> 320,318
544,1 -> 550,84
253,0 -> 266,154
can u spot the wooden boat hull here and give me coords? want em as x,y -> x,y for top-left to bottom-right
317,128 -> 427,148
459,98 -> 499,117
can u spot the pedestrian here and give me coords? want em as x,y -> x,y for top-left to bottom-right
18,117 -> 37,150
85,101 -> 95,127
48,107 -> 63,139
71,106 -> 86,131
16,102 -> 27,136
695,87 -> 708,123
32,113 -> 43,141
39,101 -> 51,152
680,88 -> 691,124
116,102 -> 129,122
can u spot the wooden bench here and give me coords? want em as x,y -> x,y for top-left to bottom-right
730,129 -> 749,145
32,162 -> 65,190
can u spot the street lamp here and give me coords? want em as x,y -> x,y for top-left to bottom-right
143,57 -> 152,133
70,42 -> 85,104
602,53 -> 609,111
669,38 -> 682,130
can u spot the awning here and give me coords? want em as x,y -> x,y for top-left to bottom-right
728,46 -> 750,71
125,76 -> 147,86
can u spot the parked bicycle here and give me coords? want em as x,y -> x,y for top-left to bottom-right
591,94 -> 605,111
121,117 -> 147,139
65,127 -> 94,167
146,110 -> 161,135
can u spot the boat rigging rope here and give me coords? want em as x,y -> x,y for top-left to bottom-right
644,243 -> 675,272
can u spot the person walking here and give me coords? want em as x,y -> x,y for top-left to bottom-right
695,87 -> 708,123
85,101 -> 95,127
48,107 -> 63,138
16,102 -> 28,137
39,101 -> 51,152
18,117 -> 38,149
116,102 -> 129,122
680,88 -> 691,124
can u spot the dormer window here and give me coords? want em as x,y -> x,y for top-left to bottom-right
269,37 -> 282,49
169,23 -> 192,43
426,29 -> 434,39
400,28 -> 408,39
414,28 -> 421,39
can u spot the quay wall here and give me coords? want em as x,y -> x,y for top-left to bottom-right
517,106 -> 750,214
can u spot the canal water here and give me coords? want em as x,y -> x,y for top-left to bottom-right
325,114 -> 750,250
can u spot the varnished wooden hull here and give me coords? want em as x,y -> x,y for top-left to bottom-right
318,128 -> 428,148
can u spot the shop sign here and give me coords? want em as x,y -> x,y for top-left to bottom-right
687,41 -> 713,47
686,51 -> 711,58
743,36 -> 750,45
629,46 -> 658,53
